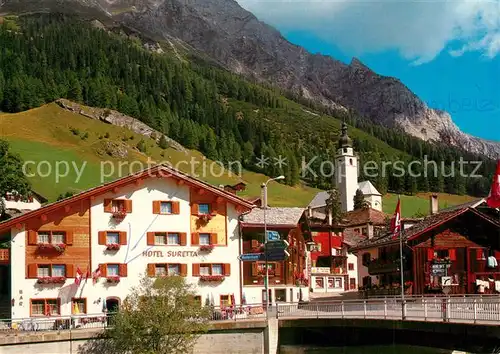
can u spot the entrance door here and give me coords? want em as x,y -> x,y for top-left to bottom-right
106,298 -> 120,326
349,278 -> 356,290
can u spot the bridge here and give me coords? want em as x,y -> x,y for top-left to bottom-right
1,297 -> 500,353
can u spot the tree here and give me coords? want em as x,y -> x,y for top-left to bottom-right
158,135 -> 169,150
324,188 -> 344,225
353,189 -> 368,210
0,139 -> 31,215
80,275 -> 211,354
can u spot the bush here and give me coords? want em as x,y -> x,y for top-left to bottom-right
104,132 -> 110,139
69,127 -> 80,136
136,139 -> 147,153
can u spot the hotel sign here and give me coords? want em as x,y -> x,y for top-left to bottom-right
142,250 -> 199,257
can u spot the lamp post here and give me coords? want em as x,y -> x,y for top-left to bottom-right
262,175 -> 285,317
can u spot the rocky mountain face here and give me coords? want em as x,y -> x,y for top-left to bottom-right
2,0 -> 499,158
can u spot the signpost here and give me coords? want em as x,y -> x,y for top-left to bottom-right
266,240 -> 289,250
238,253 -> 262,262
266,230 -> 280,242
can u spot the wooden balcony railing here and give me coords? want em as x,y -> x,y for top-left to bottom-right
0,249 -> 9,263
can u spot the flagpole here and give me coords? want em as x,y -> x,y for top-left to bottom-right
398,195 -> 405,320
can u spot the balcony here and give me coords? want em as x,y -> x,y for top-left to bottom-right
0,249 -> 9,264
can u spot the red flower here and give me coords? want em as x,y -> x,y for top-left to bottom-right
106,276 -> 121,283
37,276 -> 66,284
199,244 -> 214,252
199,275 -> 225,282
106,243 -> 121,251
37,243 -> 66,253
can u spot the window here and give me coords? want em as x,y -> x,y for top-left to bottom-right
155,233 -> 167,245
37,265 -> 65,277
37,265 -> 50,278
160,202 -> 172,214
327,277 -> 335,289
112,200 -> 125,212
362,253 -> 371,267
107,264 -> 119,276
348,263 -> 354,271
315,277 -> 324,289
198,203 -> 210,215
335,278 -> 343,288
155,264 -> 167,276
31,299 -> 60,316
220,295 -> 230,307
36,231 -> 66,244
106,232 -> 120,245
168,264 -> 180,276
167,233 -> 179,245
200,265 -> 211,275
349,158 -> 353,165
275,289 -> 286,302
354,228 -> 361,234
361,228 -> 368,236
72,298 -> 86,314
212,264 -> 223,276
199,233 -> 210,245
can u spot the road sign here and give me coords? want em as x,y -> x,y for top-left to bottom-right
263,251 -> 290,261
238,253 -> 262,262
266,230 -> 280,242
266,240 -> 289,250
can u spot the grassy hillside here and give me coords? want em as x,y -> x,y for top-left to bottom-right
0,103 -> 320,206
0,103 -> 478,216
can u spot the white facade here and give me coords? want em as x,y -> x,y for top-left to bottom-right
10,176 -> 244,319
242,286 -> 309,305
4,196 -> 42,212
356,248 -> 379,288
335,146 -> 358,213
363,194 -> 383,212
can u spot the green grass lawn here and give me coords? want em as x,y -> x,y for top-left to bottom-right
383,193 -> 477,217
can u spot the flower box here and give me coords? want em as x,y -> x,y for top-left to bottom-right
106,276 -> 121,283
199,244 -> 214,252
197,214 -> 215,223
199,275 -> 225,282
37,243 -> 66,253
106,243 -> 120,251
112,210 -> 127,220
258,269 -> 275,277
37,276 -> 66,284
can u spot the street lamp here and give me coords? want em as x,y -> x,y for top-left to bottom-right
262,175 -> 285,316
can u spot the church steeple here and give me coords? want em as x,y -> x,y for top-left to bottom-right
338,120 -> 352,149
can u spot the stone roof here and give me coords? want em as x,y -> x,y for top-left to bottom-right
342,207 -> 387,227
240,207 -> 305,226
343,229 -> 367,247
357,181 -> 381,196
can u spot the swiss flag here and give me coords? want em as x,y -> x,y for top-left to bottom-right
75,267 -> 83,286
487,160 -> 500,209
92,266 -> 101,285
391,196 -> 402,239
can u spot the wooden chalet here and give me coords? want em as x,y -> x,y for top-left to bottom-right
352,199 -> 500,295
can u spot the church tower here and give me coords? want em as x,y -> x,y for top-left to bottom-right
335,121 -> 358,212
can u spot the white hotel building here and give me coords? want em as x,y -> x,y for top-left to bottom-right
0,165 -> 255,319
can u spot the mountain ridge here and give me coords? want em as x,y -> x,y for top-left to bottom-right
2,0 -> 499,159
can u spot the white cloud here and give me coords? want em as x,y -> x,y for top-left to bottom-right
237,0 -> 500,64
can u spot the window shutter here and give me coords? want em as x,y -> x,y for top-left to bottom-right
124,200 -> 133,213
27,264 -> 37,278
172,201 -> 180,214
27,230 -> 37,245
147,264 -> 155,277
147,232 -> 155,246
211,202 -> 218,215
275,262 -> 282,277
119,264 -> 128,277
192,264 -> 200,276
103,199 -> 112,213
66,264 -> 75,278
119,231 -> 127,245
98,231 -> 107,245
223,264 -> 231,276
427,248 -> 434,261
65,231 -> 73,245
191,233 -> 199,245
210,233 -> 218,245
449,248 -> 456,261
180,264 -> 187,277
251,263 -> 258,277
179,233 -> 187,246
100,264 -> 107,277
152,201 -> 160,214
191,203 -> 199,215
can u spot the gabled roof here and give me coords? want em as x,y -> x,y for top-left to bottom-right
240,207 -> 305,227
0,164 -> 254,232
342,207 -> 387,227
343,229 -> 367,247
308,191 -> 329,209
357,181 -> 381,196
351,199 -> 498,251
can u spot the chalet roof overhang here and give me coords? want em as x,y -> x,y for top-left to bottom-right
0,164 -> 255,233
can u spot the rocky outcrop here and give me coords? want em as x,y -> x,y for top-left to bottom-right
55,99 -> 187,153
3,0 -> 499,158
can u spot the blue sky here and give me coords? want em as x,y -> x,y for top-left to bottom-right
237,0 -> 500,142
